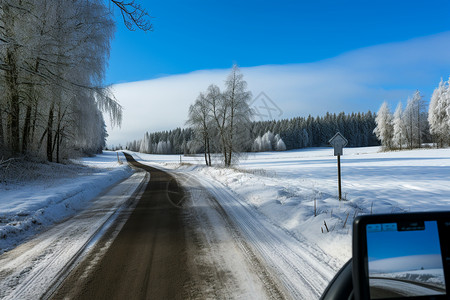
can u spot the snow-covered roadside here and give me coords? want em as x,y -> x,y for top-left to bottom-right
0,170 -> 148,300
128,147 -> 450,275
0,151 -> 133,254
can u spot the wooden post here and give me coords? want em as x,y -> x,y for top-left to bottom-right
337,154 -> 342,200
117,152 -> 120,163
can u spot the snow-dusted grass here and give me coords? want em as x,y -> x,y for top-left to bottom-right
129,146 -> 450,266
0,151 -> 133,254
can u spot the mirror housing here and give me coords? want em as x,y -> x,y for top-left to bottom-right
353,211 -> 450,300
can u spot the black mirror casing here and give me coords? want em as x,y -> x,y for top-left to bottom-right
320,259 -> 353,300
352,211 -> 450,300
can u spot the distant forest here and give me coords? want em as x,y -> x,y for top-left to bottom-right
123,111 -> 379,154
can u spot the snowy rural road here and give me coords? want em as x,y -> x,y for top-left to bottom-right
51,154 -> 279,299
177,170 -> 337,299
51,153 -> 191,299
1,153 -> 337,299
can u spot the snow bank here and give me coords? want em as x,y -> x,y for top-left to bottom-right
0,151 -> 133,254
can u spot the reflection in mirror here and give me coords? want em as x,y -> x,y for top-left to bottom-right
366,221 -> 446,299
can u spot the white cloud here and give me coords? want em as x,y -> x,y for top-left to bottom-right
369,254 -> 443,273
105,32 -> 450,147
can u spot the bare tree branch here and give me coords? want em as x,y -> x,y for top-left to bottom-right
110,0 -> 153,32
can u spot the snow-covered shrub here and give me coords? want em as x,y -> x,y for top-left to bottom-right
252,131 -> 286,152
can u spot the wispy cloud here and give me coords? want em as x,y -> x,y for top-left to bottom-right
106,32 -> 450,147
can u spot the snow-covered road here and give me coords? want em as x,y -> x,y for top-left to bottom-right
178,171 -> 337,299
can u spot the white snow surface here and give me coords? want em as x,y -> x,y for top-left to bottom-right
128,146 -> 450,292
372,268 -> 446,289
0,151 -> 133,254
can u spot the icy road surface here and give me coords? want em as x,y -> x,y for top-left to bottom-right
181,172 -> 337,298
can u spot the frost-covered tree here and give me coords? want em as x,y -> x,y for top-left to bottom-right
252,136 -> 262,152
186,92 -> 213,166
251,131 -> 286,152
261,131 -> 274,151
222,64 -> 253,166
187,65 -> 253,166
374,102 -> 393,150
156,140 -> 171,154
139,132 -> 151,153
0,0 -> 121,161
392,102 -> 405,149
428,79 -> 450,147
274,134 -> 286,151
404,91 -> 427,149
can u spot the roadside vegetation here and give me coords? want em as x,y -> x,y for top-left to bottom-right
0,1 -> 123,163
0,1 -> 151,163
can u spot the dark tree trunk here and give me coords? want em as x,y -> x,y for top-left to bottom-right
203,136 -> 208,166
47,103 -> 55,162
206,136 -> 211,166
0,110 -> 4,147
21,104 -> 32,153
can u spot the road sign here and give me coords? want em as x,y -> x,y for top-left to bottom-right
329,132 -> 348,200
329,132 -> 348,156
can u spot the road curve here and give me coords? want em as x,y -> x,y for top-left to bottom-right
52,153 -> 189,299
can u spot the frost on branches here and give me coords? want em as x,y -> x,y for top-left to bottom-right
186,64 -> 253,167
0,1 -> 122,162
375,78 -> 450,150
428,78 -> 450,147
252,131 -> 286,152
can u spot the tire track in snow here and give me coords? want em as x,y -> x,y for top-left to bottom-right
177,174 -> 285,299
181,172 -> 335,299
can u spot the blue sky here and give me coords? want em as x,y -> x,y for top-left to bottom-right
104,1 -> 450,146
366,221 -> 445,273
367,221 -> 442,261
106,0 -> 450,84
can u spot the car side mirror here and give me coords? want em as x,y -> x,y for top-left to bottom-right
352,211 -> 450,300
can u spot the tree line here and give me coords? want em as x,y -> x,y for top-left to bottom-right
251,111 -> 378,149
125,110 -> 379,156
373,78 -> 450,151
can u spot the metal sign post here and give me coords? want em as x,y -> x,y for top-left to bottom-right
329,132 -> 348,200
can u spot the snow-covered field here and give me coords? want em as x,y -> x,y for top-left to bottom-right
130,146 -> 450,268
0,151 -> 133,254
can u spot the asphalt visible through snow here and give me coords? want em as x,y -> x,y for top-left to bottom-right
51,153 -> 190,299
